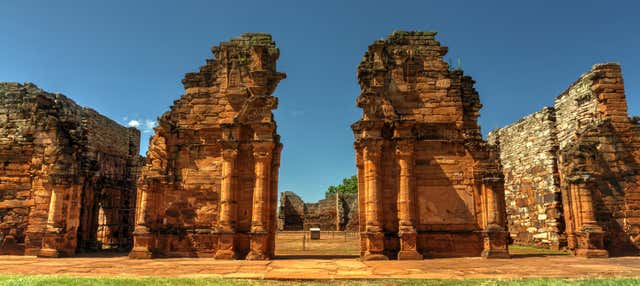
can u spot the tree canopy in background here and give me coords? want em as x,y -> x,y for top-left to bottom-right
326,175 -> 358,197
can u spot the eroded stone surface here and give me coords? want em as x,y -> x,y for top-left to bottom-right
130,33 -> 285,260
0,83 -> 141,257
489,63 -> 640,256
352,31 -> 508,260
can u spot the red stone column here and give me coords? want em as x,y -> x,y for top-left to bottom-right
362,139 -> 387,260
215,147 -> 238,259
267,143 -> 283,257
38,186 -> 64,258
129,182 -> 154,259
247,142 -> 274,260
395,140 -> 422,260
480,178 -> 510,259
569,174 -> 608,258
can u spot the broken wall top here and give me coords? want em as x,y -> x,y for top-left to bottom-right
354,31 -> 482,139
0,82 -> 140,160
158,33 -> 286,132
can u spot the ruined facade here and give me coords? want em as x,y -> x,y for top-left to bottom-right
0,83 -> 141,257
489,63 -> 640,257
278,192 -> 305,230
130,33 -> 285,260
352,31 -> 509,260
303,193 -> 358,231
278,192 -> 358,231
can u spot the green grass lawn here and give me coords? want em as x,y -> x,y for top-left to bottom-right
1,276 -> 639,286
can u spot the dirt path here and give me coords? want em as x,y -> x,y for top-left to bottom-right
0,255 -> 639,279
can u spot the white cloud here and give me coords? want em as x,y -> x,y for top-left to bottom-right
127,120 -> 140,128
125,118 -> 157,133
143,119 -> 157,133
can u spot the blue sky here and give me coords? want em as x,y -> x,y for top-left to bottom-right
1,1 -> 638,202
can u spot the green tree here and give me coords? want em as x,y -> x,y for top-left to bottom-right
326,175 -> 358,197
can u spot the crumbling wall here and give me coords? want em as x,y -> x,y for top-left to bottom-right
0,83 -> 141,256
130,33 -> 285,260
491,63 -> 640,256
278,192 -> 304,230
487,108 -> 563,248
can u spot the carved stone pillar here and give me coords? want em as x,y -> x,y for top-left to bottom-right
38,185 -> 64,258
247,142 -> 273,260
362,139 -> 387,260
568,174 -> 608,258
395,140 -> 422,260
215,146 -> 238,259
129,182 -> 154,259
480,178 -> 510,259
267,143 -> 282,258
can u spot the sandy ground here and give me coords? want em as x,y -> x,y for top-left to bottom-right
0,232 -> 638,279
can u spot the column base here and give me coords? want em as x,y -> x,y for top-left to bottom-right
129,249 -> 154,259
398,250 -> 423,260
398,229 -> 421,260
129,227 -> 154,259
361,231 -> 387,261
362,253 -> 389,260
481,249 -> 511,259
37,248 -> 61,258
38,231 -> 66,258
481,228 -> 510,259
215,232 -> 236,259
575,248 -> 609,258
246,232 -> 269,260
574,229 -> 608,258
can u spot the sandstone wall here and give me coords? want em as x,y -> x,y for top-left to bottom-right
0,83 -> 141,256
130,33 -> 285,260
491,63 -> 640,256
278,192 -> 304,231
353,31 -> 508,260
487,108 -> 563,248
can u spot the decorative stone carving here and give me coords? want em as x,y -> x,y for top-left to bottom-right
130,33 -> 284,260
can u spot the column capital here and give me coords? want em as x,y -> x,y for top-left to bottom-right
395,140 -> 414,158
221,148 -> 238,161
363,139 -> 383,161
252,142 -> 275,160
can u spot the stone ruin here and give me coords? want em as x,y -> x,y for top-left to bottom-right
278,191 -> 358,231
130,33 -> 285,260
352,31 -> 509,260
489,63 -> 640,257
0,83 -> 141,257
278,191 -> 304,230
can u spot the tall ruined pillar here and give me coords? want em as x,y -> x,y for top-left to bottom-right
353,31 -> 508,259
396,140 -> 422,260
247,141 -> 274,260
129,33 -> 284,259
362,139 -> 387,260
215,144 -> 238,259
567,174 -> 608,258
267,143 -> 283,257
480,178 -> 510,258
